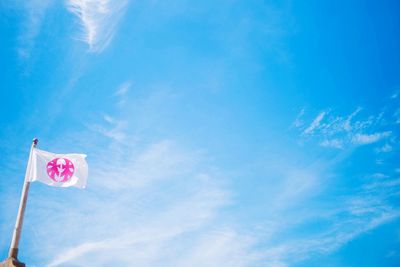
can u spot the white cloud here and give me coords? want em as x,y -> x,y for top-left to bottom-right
45,185 -> 230,266
87,115 -> 127,142
67,0 -> 129,53
343,107 -> 362,131
303,111 -> 326,134
115,81 -> 131,96
171,231 -> 261,267
114,81 -> 131,107
394,109 -> 400,124
103,114 -> 117,124
351,131 -> 391,145
16,0 -> 53,58
364,178 -> 400,191
291,108 -> 305,128
320,139 -> 343,149
38,139 -> 264,267
296,107 -> 398,150
369,173 -> 389,179
376,143 -> 393,153
18,118 -> 400,267
260,189 -> 400,266
72,94 -> 398,267
272,168 -> 320,210
94,140 -> 199,189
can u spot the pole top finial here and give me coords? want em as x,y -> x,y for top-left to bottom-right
33,138 -> 38,146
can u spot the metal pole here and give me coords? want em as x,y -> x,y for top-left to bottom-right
8,138 -> 38,259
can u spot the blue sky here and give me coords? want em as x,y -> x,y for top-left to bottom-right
0,0 -> 400,266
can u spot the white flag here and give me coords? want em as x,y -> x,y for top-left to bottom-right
29,148 -> 88,189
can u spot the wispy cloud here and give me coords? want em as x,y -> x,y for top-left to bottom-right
291,108 -> 305,128
352,131 -> 391,145
59,88 -> 399,266
285,96 -> 400,264
38,137 -> 264,267
29,87 -> 263,266
296,102 -> 398,150
5,92 -> 398,266
394,109 -> 400,124
87,115 -> 127,142
67,0 -> 129,53
15,0 -> 53,58
260,174 -> 400,266
303,111 -> 326,135
343,106 -> 362,131
85,82 -> 132,141
320,138 -> 343,149
114,81 -> 131,107
115,81 -> 131,96
376,143 -> 393,153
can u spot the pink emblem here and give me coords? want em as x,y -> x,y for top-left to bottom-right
46,158 -> 75,182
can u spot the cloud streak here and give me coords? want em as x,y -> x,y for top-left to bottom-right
259,172 -> 400,266
86,114 -> 127,142
303,111 -> 326,135
67,0 -> 129,53
296,102 -> 398,150
352,131 -> 391,145
12,0 -> 53,59
40,139 -> 262,267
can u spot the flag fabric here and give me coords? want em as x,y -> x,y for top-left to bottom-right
28,148 -> 88,189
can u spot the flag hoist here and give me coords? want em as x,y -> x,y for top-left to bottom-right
1,139 -> 88,267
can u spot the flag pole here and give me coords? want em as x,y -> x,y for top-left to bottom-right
8,138 -> 38,260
